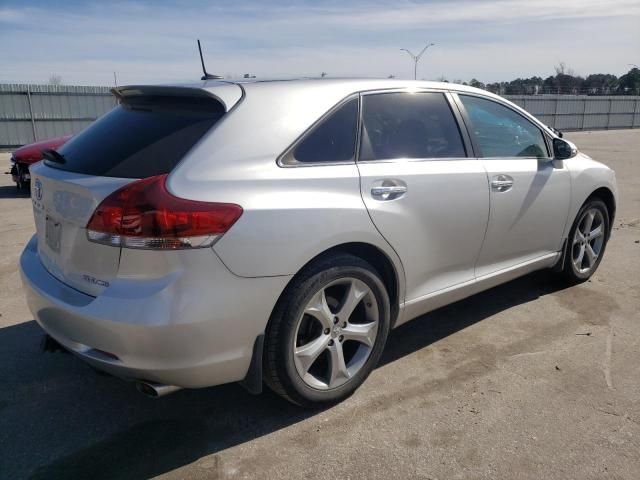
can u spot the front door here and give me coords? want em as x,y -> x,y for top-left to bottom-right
456,93 -> 570,277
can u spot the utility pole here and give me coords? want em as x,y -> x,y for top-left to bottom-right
400,43 -> 436,80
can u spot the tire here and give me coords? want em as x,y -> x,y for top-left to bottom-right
16,172 -> 25,191
263,253 -> 391,407
15,165 -> 29,191
560,198 -> 610,283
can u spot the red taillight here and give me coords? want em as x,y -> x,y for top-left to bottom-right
86,174 -> 242,249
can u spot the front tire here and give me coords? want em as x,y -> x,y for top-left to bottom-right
561,198 -> 610,282
264,253 -> 391,407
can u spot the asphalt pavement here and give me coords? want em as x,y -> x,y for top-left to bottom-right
0,129 -> 638,479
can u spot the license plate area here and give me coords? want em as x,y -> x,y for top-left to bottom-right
45,215 -> 62,253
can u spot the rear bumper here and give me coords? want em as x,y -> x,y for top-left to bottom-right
20,235 -> 290,388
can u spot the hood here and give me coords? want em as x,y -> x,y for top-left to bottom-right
12,135 -> 72,164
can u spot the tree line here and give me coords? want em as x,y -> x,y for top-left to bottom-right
461,64 -> 640,95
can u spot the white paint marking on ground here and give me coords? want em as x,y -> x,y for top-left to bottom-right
603,325 -> 614,390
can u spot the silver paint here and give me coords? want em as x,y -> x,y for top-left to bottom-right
20,78 -> 617,390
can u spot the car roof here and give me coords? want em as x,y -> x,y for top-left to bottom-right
214,77 -> 488,93
119,77 -> 508,115
169,77 -> 495,98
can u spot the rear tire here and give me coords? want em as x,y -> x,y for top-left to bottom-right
560,198 -> 610,283
263,253 -> 391,407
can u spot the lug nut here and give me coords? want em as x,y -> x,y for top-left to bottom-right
333,317 -> 339,324
328,339 -> 334,346
324,328 -> 330,335
339,335 -> 344,342
342,322 -> 347,328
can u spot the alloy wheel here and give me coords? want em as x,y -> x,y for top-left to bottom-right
293,277 -> 379,390
572,208 -> 605,274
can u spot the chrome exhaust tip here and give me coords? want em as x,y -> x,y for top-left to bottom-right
135,381 -> 182,398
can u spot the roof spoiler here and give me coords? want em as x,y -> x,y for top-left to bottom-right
111,85 -> 230,111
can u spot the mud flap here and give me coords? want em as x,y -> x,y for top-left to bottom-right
551,238 -> 568,272
239,334 -> 264,395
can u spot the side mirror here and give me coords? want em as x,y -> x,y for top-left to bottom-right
553,138 -> 577,160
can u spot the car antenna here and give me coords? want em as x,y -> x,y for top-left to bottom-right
197,39 -> 223,80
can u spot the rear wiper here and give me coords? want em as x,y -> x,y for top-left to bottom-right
42,149 -> 66,164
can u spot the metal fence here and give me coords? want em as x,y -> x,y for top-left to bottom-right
0,84 -> 115,149
1,84 -> 639,149
505,95 -> 640,131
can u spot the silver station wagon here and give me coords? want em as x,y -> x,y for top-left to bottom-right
20,79 -> 616,406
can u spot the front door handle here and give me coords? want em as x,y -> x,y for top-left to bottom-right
371,183 -> 407,200
490,174 -> 514,192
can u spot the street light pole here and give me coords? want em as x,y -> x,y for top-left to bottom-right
400,43 -> 436,80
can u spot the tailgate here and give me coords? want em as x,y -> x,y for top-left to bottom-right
28,84 -> 230,296
31,163 -> 131,296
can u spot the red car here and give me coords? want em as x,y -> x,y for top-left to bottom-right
10,135 -> 71,190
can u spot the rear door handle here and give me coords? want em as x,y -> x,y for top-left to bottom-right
371,184 -> 407,200
490,174 -> 514,192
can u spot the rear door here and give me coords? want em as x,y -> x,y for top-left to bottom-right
357,90 -> 490,303
455,93 -> 570,277
30,89 -> 227,296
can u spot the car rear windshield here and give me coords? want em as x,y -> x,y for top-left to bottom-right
50,95 -> 225,178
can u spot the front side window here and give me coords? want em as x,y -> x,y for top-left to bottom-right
360,92 -> 466,161
459,95 -> 549,158
292,98 -> 358,163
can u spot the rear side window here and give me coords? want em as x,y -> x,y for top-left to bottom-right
51,96 -> 224,178
459,95 -> 549,158
292,98 -> 358,163
360,92 -> 466,161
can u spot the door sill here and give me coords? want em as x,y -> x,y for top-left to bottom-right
396,252 -> 560,327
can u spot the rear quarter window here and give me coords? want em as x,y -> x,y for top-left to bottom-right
285,97 -> 359,164
51,95 -> 225,178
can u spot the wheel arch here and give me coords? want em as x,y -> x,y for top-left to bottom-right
586,187 -> 616,235
554,185 -> 617,274
329,242 -> 401,326
270,242 -> 402,330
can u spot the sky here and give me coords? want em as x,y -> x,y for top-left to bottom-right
1,0 -> 639,86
